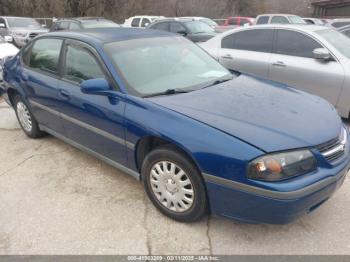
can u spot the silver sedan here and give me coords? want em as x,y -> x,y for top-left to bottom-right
201,24 -> 350,118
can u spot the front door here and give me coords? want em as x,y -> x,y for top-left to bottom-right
269,29 -> 345,106
57,40 -> 128,166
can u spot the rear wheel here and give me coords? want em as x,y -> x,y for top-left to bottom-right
13,95 -> 44,138
142,146 -> 207,222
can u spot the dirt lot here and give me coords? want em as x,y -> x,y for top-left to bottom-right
0,100 -> 350,255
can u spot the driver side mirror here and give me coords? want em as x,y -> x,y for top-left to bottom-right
177,30 -> 187,36
0,23 -> 6,28
80,78 -> 111,95
313,48 -> 332,61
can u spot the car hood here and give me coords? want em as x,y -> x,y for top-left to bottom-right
147,74 -> 342,152
0,43 -> 19,59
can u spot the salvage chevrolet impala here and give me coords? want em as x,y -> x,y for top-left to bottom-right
2,28 -> 350,224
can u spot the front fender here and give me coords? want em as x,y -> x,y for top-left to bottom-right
124,95 -> 264,185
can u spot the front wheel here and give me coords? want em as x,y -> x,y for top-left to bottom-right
14,95 -> 45,138
142,146 -> 208,222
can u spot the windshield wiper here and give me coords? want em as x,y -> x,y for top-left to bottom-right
201,77 -> 233,90
143,89 -> 191,98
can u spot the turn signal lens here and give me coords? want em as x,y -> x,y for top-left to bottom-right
247,150 -> 316,182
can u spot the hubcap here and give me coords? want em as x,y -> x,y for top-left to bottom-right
17,102 -> 32,132
150,161 -> 194,213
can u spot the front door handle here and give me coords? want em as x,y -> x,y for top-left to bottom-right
272,61 -> 286,67
59,89 -> 71,100
222,54 -> 233,60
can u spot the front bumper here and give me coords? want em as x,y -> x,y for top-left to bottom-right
204,158 -> 350,224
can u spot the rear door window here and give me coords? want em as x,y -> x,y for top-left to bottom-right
58,21 -> 70,30
131,18 -> 141,27
228,18 -> 238,25
69,22 -> 81,30
274,29 -> 322,58
152,22 -> 169,31
170,22 -> 186,33
29,38 -> 63,73
222,29 -> 273,53
256,16 -> 269,24
271,16 -> 289,24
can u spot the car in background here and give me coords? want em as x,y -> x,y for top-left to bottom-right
215,16 -> 255,33
180,17 -> 218,28
50,17 -> 120,31
327,18 -> 350,29
147,18 -> 216,43
339,25 -> 350,38
201,24 -> 350,118
0,36 -> 18,93
123,16 -> 164,28
2,28 -> 349,224
303,17 -> 325,25
0,16 -> 48,47
255,14 -> 306,25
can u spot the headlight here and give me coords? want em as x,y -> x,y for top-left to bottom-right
247,150 -> 316,182
11,31 -> 27,38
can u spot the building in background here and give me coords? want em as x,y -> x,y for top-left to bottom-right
313,0 -> 350,17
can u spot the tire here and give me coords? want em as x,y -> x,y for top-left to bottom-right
142,145 -> 207,222
13,95 -> 45,138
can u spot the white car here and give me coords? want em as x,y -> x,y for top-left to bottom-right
123,16 -> 165,28
0,37 -> 18,83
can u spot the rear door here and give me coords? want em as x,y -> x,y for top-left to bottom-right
218,28 -> 274,77
21,37 -> 65,133
269,29 -> 344,106
57,39 -> 128,166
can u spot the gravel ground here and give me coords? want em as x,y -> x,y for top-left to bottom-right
0,100 -> 350,255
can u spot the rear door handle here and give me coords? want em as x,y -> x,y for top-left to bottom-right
272,61 -> 286,67
221,54 -> 233,60
59,89 -> 71,100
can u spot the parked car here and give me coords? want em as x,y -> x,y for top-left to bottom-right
50,17 -> 120,31
303,17 -> 325,25
0,16 -> 49,47
255,14 -> 306,25
327,18 -> 350,28
0,36 -> 19,93
201,24 -> 350,118
339,25 -> 350,38
2,28 -> 349,224
147,18 -> 216,43
123,16 -> 164,28
179,17 -> 218,28
215,16 -> 255,33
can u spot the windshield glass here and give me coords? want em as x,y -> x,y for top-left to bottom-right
0,37 -> 4,44
200,18 -> 217,27
104,37 -> 232,96
7,17 -> 41,28
289,16 -> 306,24
82,20 -> 119,28
184,21 -> 214,34
317,29 -> 350,59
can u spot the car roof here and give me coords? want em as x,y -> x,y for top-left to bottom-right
56,17 -> 110,22
45,28 -> 175,44
244,24 -> 328,31
257,14 -> 297,17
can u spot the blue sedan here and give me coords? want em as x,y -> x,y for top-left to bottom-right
2,28 -> 350,224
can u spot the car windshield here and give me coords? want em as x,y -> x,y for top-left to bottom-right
0,37 -> 4,44
184,21 -> 214,34
200,18 -> 217,27
316,29 -> 350,59
289,16 -> 306,24
7,17 -> 41,28
104,37 -> 232,97
82,20 -> 119,28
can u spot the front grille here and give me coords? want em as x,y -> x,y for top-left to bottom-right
315,129 -> 347,163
